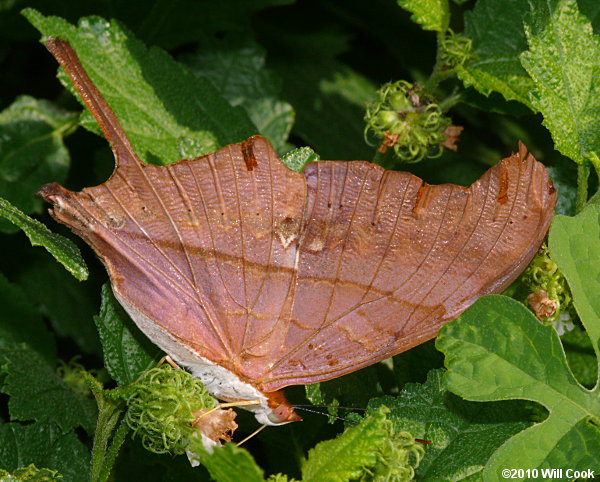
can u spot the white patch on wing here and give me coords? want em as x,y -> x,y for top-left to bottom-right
112,287 -> 289,426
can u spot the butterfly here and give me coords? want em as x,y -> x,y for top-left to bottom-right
40,37 -> 556,426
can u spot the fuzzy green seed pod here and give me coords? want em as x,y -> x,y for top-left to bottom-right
359,425 -> 425,481
376,110 -> 400,127
122,364 -> 217,455
521,244 -> 573,323
364,80 -> 451,163
389,92 -> 413,112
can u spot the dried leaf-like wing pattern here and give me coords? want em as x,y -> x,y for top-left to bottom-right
265,151 -> 554,389
40,38 -> 556,399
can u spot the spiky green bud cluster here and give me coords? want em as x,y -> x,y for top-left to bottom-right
56,357 -> 95,398
364,81 -> 450,163
360,427 -> 425,481
122,364 -> 216,454
439,30 -> 473,70
0,464 -> 62,481
521,244 -> 572,322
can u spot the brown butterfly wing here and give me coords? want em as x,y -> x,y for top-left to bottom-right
42,38 -> 307,379
260,152 -> 555,391
42,138 -> 306,379
41,38 -> 556,395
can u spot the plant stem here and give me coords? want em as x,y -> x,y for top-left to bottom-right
98,420 -> 130,482
424,32 -> 446,92
90,401 -> 126,482
576,162 -> 590,213
86,374 -> 128,482
438,89 -> 462,112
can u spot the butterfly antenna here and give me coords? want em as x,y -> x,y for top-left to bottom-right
293,403 -> 367,411
237,424 -> 267,447
292,406 -> 359,424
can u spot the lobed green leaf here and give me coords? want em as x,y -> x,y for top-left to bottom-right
550,204 -> 600,362
459,0 -> 536,107
437,294 -> 600,480
459,0 -> 599,109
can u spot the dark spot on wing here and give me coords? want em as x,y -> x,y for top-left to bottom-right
242,140 -> 258,171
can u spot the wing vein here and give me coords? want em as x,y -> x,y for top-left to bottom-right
84,185 -> 230,354
409,157 -> 530,326
229,146 -> 251,353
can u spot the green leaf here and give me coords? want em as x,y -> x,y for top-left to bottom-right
0,196 -> 88,280
301,408 -> 392,482
0,423 -> 89,482
436,295 -> 600,480
459,0 -> 600,110
458,0 -> 536,107
191,443 -> 265,482
521,0 -> 600,165
248,98 -> 294,155
550,203 -> 600,359
24,9 -> 257,165
0,272 -> 56,365
183,34 -> 295,154
0,96 -> 76,233
94,284 -> 161,386
0,344 -> 97,434
397,0 -> 449,32
366,370 -> 531,480
463,6 -> 521,102
280,146 -> 320,173
456,66 -> 536,111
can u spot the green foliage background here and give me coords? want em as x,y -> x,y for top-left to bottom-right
0,0 -> 598,481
